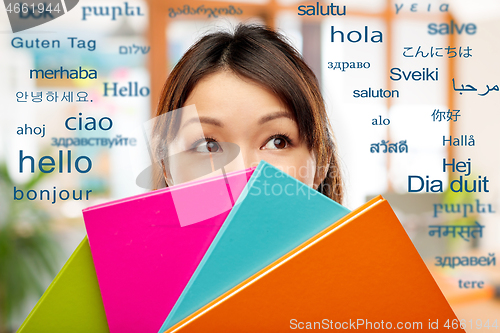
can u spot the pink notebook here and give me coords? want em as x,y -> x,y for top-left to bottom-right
82,168 -> 254,333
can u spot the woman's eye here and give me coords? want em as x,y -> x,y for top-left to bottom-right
194,140 -> 222,153
262,136 -> 288,150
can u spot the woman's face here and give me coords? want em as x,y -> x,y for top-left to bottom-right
166,70 -> 318,188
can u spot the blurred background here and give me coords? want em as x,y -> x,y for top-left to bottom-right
0,0 -> 499,331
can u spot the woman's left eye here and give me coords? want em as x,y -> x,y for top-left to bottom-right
261,136 -> 290,150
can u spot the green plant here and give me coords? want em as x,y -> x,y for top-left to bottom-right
0,162 -> 59,333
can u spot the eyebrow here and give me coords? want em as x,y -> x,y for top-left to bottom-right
181,111 -> 294,129
181,116 -> 224,129
258,111 -> 295,125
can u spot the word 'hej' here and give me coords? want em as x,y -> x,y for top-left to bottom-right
11,37 -> 96,51
82,2 -> 144,20
428,222 -> 484,242
370,140 -> 407,153
408,158 -> 490,193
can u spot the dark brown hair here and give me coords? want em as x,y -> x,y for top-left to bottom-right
154,24 -> 343,204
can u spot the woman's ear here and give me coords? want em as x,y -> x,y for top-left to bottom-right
161,159 -> 175,187
313,156 -> 330,190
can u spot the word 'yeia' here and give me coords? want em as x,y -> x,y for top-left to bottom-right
82,2 -> 144,20
433,200 -> 495,218
453,78 -> 499,96
408,158 -> 490,193
331,26 -> 382,43
298,3 -> 345,16
353,88 -> 399,98
395,3 -> 448,14
390,67 -> 438,81
428,20 -> 476,35
30,67 -> 97,80
11,37 -> 95,51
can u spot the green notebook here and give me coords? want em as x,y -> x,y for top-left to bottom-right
17,237 -> 109,332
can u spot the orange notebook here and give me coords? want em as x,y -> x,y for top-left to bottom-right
165,196 -> 464,332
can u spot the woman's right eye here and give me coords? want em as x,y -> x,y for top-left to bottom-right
193,139 -> 222,153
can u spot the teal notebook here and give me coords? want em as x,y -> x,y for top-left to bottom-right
159,161 -> 350,332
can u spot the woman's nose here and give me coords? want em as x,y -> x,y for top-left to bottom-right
218,144 -> 259,174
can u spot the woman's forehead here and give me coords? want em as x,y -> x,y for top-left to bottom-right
184,71 -> 294,124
